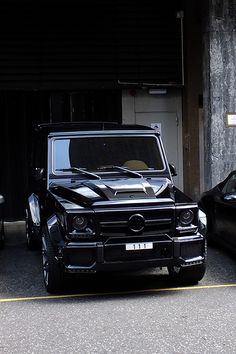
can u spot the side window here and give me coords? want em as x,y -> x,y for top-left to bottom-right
222,174 -> 236,193
54,139 -> 70,171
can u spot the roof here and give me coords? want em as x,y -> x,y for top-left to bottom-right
35,121 -> 156,135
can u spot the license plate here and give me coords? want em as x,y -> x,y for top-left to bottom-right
125,242 -> 153,251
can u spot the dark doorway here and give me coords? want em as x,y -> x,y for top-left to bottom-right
0,92 -> 51,220
70,90 -> 122,123
0,90 -> 121,219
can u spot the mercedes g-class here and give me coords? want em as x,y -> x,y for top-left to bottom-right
26,122 -> 206,293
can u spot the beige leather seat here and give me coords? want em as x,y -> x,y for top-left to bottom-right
123,160 -> 149,170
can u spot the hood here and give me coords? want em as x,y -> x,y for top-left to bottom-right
50,177 -> 174,207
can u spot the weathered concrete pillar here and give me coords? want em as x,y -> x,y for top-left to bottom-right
203,0 -> 236,190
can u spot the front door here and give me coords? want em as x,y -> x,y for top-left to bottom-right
135,112 -> 180,187
122,88 -> 183,190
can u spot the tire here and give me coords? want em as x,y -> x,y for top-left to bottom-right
168,241 -> 207,285
168,263 -> 206,285
26,209 -> 39,250
42,226 -> 65,294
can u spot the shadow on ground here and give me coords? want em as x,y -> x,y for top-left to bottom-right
0,221 -> 235,298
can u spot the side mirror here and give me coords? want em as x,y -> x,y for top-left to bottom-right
33,168 -> 44,181
0,195 -> 4,205
169,164 -> 177,177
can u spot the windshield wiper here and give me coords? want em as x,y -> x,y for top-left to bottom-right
98,165 -> 143,178
56,167 -> 101,180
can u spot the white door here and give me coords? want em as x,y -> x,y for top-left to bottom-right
135,112 -> 182,188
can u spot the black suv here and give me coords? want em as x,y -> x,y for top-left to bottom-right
26,122 -> 206,293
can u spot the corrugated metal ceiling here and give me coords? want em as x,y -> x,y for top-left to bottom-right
0,0 -> 183,89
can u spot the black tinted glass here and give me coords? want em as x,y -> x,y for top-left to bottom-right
53,136 -> 164,172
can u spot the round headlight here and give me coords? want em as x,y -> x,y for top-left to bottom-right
72,216 -> 88,231
179,210 -> 194,226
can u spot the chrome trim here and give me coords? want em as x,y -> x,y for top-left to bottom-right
66,242 -> 97,248
175,205 -> 198,210
176,224 -> 198,234
68,231 -> 95,237
47,215 -> 58,233
128,214 -> 145,233
65,264 -> 97,272
173,234 -> 203,241
28,194 -> 41,226
154,180 -> 170,196
184,256 -> 204,264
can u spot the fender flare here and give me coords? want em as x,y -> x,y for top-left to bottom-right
28,194 -> 41,227
45,215 -> 63,245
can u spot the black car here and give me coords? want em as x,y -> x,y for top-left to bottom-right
199,170 -> 236,254
0,194 -> 5,248
26,122 -> 206,293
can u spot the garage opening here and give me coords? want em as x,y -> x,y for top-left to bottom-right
0,90 -> 121,219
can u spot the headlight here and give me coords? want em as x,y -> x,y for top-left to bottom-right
72,216 -> 88,231
179,210 -> 194,226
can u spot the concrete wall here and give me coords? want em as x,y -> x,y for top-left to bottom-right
183,1 -> 203,199
203,0 -> 236,189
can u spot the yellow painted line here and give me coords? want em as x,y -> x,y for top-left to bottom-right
0,283 -> 235,303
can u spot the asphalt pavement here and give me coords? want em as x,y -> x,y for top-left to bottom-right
0,222 -> 236,353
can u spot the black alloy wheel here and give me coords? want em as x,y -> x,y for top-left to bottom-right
41,226 -> 65,294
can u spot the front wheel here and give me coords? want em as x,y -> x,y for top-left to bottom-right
168,262 -> 206,285
42,227 -> 65,293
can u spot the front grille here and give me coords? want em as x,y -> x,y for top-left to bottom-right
96,207 -> 174,237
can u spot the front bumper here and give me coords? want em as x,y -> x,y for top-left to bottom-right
58,233 -> 205,273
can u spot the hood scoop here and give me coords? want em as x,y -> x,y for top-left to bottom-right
103,180 -> 156,199
50,177 -> 172,207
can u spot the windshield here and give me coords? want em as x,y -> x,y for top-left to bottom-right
52,135 -> 165,174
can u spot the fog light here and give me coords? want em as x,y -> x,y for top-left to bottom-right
179,210 -> 194,226
72,216 -> 88,231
